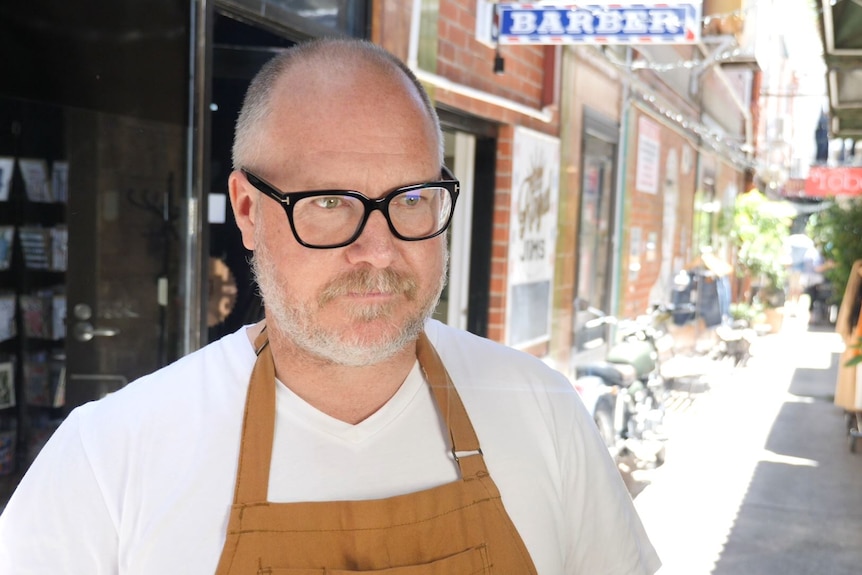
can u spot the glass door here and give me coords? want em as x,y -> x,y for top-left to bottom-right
571,120 -> 618,375
0,0 -> 190,503
64,109 -> 186,408
576,133 -> 616,314
435,131 -> 476,330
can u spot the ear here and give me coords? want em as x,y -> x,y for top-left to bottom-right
229,170 -> 258,251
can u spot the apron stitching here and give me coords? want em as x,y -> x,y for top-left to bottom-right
227,497 -> 498,534
475,474 -> 536,571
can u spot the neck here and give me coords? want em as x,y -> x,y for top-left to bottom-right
245,321 -> 419,424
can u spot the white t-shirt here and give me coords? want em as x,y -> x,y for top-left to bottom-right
0,320 -> 660,574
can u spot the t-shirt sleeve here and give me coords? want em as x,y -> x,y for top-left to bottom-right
558,390 -> 662,574
0,407 -> 119,574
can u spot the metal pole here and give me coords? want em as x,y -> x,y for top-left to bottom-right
609,46 -> 632,319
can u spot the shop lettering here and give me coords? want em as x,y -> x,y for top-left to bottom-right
521,239 -> 545,262
505,8 -> 684,36
805,166 -> 862,197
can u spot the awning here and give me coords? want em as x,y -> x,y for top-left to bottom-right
820,0 -> 862,136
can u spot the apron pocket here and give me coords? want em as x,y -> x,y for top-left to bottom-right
258,544 -> 490,575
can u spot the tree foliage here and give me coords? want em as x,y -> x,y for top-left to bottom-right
730,188 -> 794,301
807,198 -> 862,301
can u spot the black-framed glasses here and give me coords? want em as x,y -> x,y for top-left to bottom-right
241,167 -> 460,249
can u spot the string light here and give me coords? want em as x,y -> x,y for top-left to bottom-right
582,3 -> 765,170
629,46 -> 756,72
702,6 -> 750,27
581,46 -> 758,172
613,4 -> 756,72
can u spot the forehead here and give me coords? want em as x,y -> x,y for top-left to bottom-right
258,61 -> 440,183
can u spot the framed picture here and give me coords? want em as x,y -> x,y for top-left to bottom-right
0,226 -> 14,270
0,157 -> 14,202
18,158 -> 52,202
0,361 -> 15,410
50,226 -> 67,271
18,226 -> 50,270
0,294 -> 15,342
51,161 -> 69,203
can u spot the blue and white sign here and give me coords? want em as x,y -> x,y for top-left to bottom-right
495,2 -> 702,45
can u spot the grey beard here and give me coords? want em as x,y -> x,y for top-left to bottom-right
251,236 -> 448,367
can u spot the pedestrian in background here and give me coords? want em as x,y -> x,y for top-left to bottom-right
0,38 -> 660,574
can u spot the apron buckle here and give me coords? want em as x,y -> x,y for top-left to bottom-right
452,448 -> 483,462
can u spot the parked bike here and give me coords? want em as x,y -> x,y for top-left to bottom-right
571,303 -> 673,465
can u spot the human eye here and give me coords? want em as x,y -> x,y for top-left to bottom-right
311,195 -> 347,209
393,190 -> 426,209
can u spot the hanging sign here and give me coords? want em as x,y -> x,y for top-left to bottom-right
495,2 -> 703,45
804,166 -> 862,197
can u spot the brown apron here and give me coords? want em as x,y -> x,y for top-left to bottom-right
214,329 -> 539,574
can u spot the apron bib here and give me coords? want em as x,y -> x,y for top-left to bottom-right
214,328 -> 538,575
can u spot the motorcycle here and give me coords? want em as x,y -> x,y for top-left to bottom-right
571,303 -> 672,465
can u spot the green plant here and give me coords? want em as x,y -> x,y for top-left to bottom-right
846,337 -> 862,367
729,188 -> 795,306
807,198 -> 862,303
729,301 -> 764,324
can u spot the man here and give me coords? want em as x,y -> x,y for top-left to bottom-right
0,38 -> 660,574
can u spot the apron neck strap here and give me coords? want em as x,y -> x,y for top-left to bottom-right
415,333 -> 484,472
231,326 -> 278,505
231,327 -> 487,505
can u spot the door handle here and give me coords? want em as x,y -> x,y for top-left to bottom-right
73,322 -> 120,342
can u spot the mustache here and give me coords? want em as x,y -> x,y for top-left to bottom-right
318,268 -> 418,305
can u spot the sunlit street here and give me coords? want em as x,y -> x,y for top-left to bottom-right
629,309 -> 862,574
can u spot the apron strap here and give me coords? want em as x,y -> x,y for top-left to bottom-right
231,327 -> 489,504
232,326 -> 277,504
416,333 -> 487,478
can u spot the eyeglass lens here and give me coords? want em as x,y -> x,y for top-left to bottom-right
293,186 -> 453,247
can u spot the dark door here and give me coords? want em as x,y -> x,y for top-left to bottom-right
63,109 -> 187,407
0,1 -> 190,497
205,12 -> 297,343
572,111 -> 619,373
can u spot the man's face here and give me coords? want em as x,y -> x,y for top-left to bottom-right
233,62 -> 448,366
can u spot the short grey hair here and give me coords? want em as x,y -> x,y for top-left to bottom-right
232,38 -> 443,170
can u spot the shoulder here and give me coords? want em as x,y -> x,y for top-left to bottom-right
423,319 -> 570,391
73,326 -> 256,446
421,319 -> 588,452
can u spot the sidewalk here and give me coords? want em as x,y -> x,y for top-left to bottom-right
631,309 -> 862,575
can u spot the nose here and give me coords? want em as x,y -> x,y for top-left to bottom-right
344,210 -> 397,268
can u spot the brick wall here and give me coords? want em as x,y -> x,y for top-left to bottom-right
374,1 -> 561,347
620,109 -> 698,319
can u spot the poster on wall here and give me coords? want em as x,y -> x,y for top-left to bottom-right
0,158 -> 14,201
636,116 -> 661,194
506,126 -> 560,348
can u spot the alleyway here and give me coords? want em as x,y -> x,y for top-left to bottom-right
630,310 -> 862,575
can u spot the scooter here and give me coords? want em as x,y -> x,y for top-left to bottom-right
572,304 -> 672,465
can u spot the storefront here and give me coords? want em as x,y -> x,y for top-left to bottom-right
0,0 -> 517,507
0,0 -> 370,503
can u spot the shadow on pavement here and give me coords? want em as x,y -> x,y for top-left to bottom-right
710,349 -> 862,575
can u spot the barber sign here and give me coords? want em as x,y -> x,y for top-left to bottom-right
495,2 -> 703,45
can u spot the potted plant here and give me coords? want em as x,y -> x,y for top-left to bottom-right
728,188 -> 794,331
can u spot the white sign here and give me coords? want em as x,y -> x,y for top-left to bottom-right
496,2 -> 703,45
636,116 -> 661,194
506,126 -> 560,348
